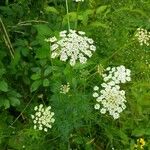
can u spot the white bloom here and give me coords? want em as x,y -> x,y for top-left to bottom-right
51,44 -> 59,51
94,103 -> 100,110
93,92 -> 99,98
102,65 -> 131,84
90,45 -> 96,51
50,36 -> 57,43
51,52 -> 58,58
96,97 -> 103,102
60,83 -> 70,94
31,104 -> 55,132
135,28 -> 150,46
93,86 -> 99,91
46,29 -> 96,66
100,108 -> 106,114
74,0 -> 84,2
93,84 -> 127,119
113,113 -> 120,119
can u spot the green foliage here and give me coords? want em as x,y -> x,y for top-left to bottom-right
0,0 -> 150,149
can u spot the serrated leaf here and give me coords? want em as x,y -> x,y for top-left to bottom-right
0,80 -> 8,92
30,80 -> 41,92
43,79 -> 49,87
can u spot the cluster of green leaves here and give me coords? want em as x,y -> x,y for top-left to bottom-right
0,0 -> 150,149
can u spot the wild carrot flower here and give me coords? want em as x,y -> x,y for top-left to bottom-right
102,65 -> 131,84
46,29 -> 96,66
31,104 -> 55,132
60,83 -> 70,94
135,28 -> 150,46
93,84 -> 126,119
93,65 -> 131,119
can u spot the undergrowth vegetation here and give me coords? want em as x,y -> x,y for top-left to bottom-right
0,0 -> 150,149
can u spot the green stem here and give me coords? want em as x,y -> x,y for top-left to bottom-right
65,0 -> 70,30
5,0 -> 9,5
75,2 -> 80,29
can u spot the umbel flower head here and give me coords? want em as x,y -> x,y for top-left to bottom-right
102,65 -> 131,84
135,28 -> 150,46
46,29 -> 96,66
93,84 -> 126,119
93,65 -> 131,119
31,104 -> 55,132
60,83 -> 70,94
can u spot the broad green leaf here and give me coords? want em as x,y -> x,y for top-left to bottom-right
44,66 -> 52,76
9,96 -> 20,106
3,99 -> 10,109
31,73 -> 41,80
96,5 -> 109,15
30,80 -> 41,92
44,6 -> 59,14
43,79 -> 49,87
0,80 -> 8,92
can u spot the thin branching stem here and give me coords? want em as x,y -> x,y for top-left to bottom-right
65,0 -> 70,30
75,2 -> 80,29
0,17 -> 14,59
10,92 -> 37,126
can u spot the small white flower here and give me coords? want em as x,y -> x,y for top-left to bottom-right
113,113 -> 120,119
93,92 -> 99,98
44,128 -> 48,132
50,36 -> 57,43
100,108 -> 106,114
90,45 -> 96,51
94,104 -> 100,110
51,44 -> 59,51
51,52 -> 58,58
34,106 -> 38,111
93,84 -> 126,119
78,31 -> 85,35
47,29 -> 96,66
60,83 -> 70,94
102,65 -> 131,84
34,125 -> 37,129
93,86 -> 99,91
31,104 -> 55,132
135,28 -> 150,46
96,97 -> 103,102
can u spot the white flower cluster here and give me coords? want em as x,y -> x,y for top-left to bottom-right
135,28 -> 150,46
31,104 -> 55,132
93,65 -> 131,119
74,0 -> 84,2
60,83 -> 70,94
93,84 -> 126,119
46,29 -> 96,66
102,65 -> 131,84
